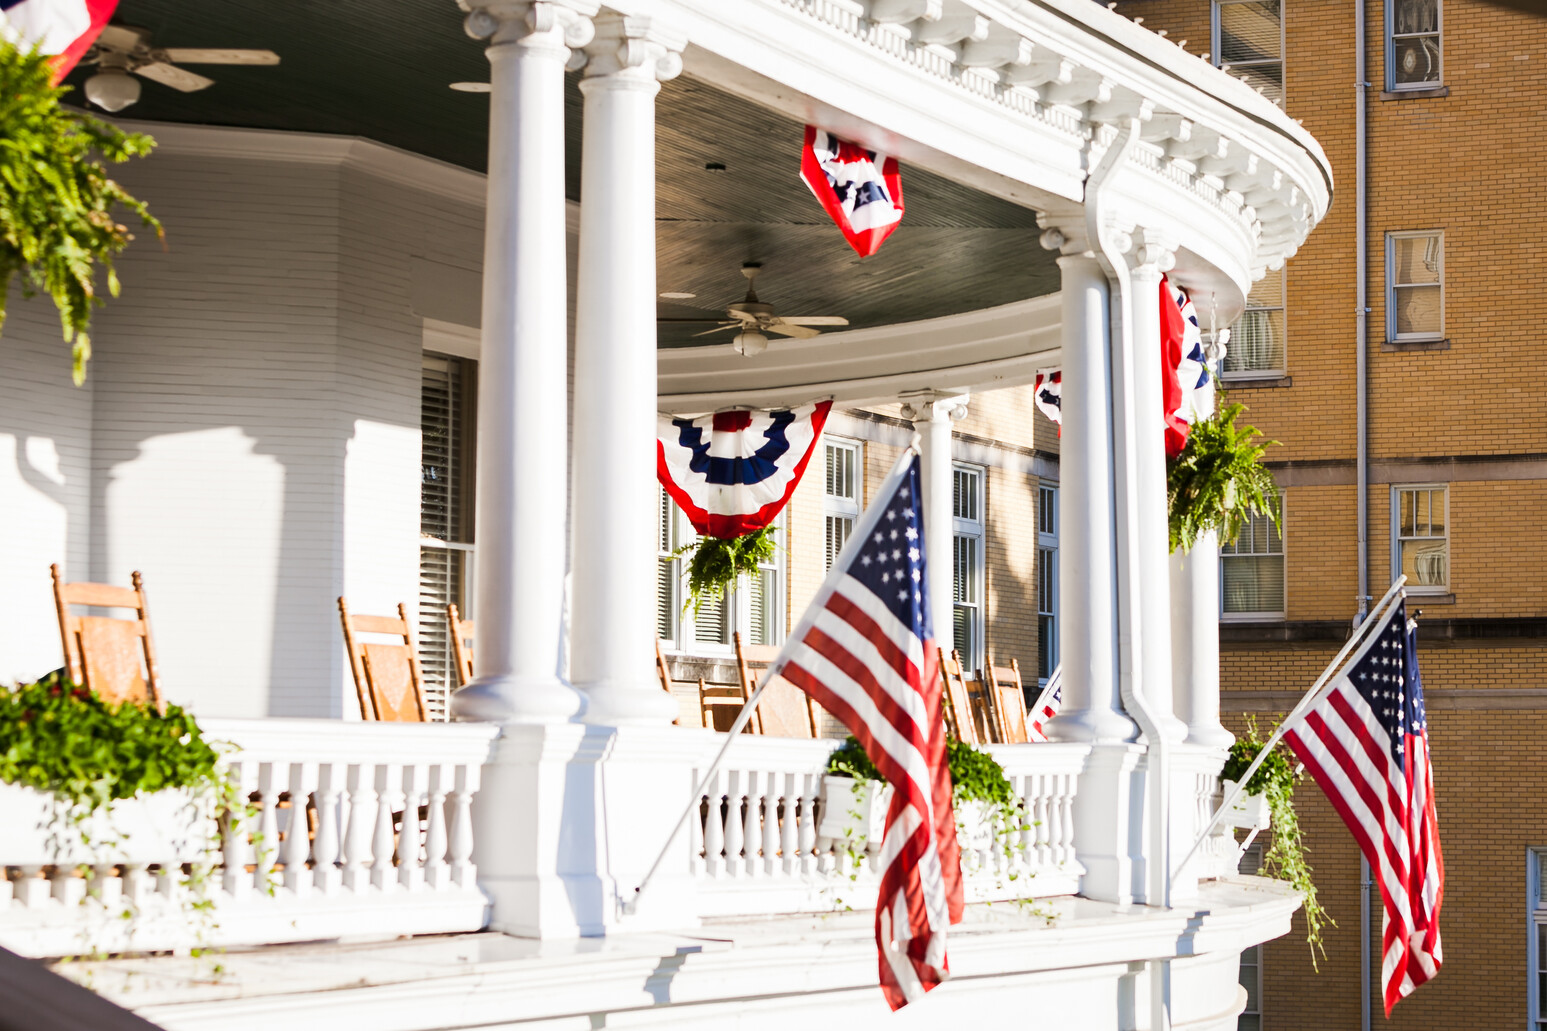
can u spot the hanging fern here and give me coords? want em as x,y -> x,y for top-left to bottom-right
1167,401 -> 1280,554
673,525 -> 779,616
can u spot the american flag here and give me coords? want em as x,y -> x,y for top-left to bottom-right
767,452 -> 963,1009
1026,665 -> 1063,743
1282,599 -> 1444,1013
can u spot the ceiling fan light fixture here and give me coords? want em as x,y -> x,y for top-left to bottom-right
85,68 -> 141,112
731,329 -> 768,357
658,291 -> 696,300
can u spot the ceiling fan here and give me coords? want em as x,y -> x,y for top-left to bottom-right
78,25 -> 280,112
660,263 -> 848,356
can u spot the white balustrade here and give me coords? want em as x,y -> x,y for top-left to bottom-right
690,736 -> 1090,917
0,718 -> 497,958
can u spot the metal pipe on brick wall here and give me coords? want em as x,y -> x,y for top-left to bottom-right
1355,4 -> 1374,1031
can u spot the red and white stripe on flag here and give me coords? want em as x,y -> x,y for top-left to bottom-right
800,126 -> 905,258
1282,598 -> 1444,1014
765,453 -> 963,1009
0,0 -> 117,81
1026,665 -> 1063,743
657,401 -> 831,539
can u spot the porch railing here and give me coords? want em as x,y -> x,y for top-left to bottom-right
0,718 -> 498,957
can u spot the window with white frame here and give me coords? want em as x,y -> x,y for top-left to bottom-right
656,492 -> 786,651
824,440 -> 862,571
1221,495 -> 1285,618
419,353 -> 477,720
1530,850 -> 1547,1031
1212,0 -> 1284,105
1392,485 -> 1448,593
1237,843 -> 1265,1030
1037,484 -> 1059,685
1387,0 -> 1441,91
952,465 -> 985,670
1387,231 -> 1444,341
1224,270 -> 1286,377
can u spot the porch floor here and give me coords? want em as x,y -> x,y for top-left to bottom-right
55,879 -> 1298,1031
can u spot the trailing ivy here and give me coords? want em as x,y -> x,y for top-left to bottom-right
673,525 -> 779,616
0,42 -> 161,385
826,734 -> 1027,843
1167,401 -> 1279,554
1221,715 -> 1333,966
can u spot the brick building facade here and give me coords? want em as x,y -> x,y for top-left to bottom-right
1113,0 -> 1547,1026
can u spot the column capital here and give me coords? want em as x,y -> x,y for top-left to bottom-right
578,12 -> 684,83
898,390 -> 968,422
1037,209 -> 1135,263
460,0 -> 599,60
1129,227 -> 1177,278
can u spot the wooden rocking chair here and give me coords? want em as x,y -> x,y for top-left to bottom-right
938,647 -> 978,743
982,655 -> 1030,744
339,598 -> 429,721
734,632 -> 822,738
447,603 -> 475,687
50,563 -> 162,706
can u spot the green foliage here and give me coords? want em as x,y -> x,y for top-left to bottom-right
1167,401 -> 1280,554
673,525 -> 779,616
1223,715 -> 1334,966
0,42 -> 161,385
0,673 -> 228,811
826,734 -> 1024,828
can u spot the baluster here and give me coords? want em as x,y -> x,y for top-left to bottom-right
282,763 -> 316,895
798,773 -> 818,875
689,776 -> 706,876
423,765 -> 451,889
1014,774 -> 1033,874
254,763 -> 282,893
448,763 -> 478,888
745,770 -> 765,877
1033,773 -> 1052,868
762,773 -> 781,876
121,863 -> 150,913
312,763 -> 344,894
1059,773 -> 1077,865
372,765 -> 401,892
779,773 -> 799,876
398,764 -> 426,891
723,771 -> 745,876
52,865 -> 85,906
703,769 -> 726,878
222,759 -> 256,897
15,866 -> 48,908
89,863 -> 122,912
342,764 -> 377,892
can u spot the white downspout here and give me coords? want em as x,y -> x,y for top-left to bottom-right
1085,117 -> 1172,1031
1355,6 -> 1374,1031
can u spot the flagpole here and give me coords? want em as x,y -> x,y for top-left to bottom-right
623,443 -> 923,917
1168,575 -> 1407,889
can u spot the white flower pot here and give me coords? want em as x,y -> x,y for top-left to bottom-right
0,780 -> 215,867
1221,779 -> 1271,831
818,775 -> 891,851
954,798 -> 996,854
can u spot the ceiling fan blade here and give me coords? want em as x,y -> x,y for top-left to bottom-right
96,25 -> 150,52
691,324 -> 740,338
766,323 -> 822,339
778,316 -> 849,326
161,47 -> 280,66
134,62 -> 215,92
726,307 -> 763,322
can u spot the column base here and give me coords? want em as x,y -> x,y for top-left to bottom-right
1183,723 -> 1236,750
577,680 -> 679,726
451,673 -> 585,724
1048,706 -> 1139,745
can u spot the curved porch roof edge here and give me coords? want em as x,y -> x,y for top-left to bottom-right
657,294 -> 1061,413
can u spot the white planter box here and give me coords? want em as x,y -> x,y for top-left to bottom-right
1221,779 -> 1270,831
955,798 -> 996,854
0,780 -> 216,867
817,775 -> 890,851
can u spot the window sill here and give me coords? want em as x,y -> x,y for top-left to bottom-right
1383,337 -> 1449,352
1407,592 -> 1455,606
1220,373 -> 1291,389
1381,85 -> 1449,100
1219,614 -> 1287,624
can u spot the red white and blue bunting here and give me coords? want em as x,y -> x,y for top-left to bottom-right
657,401 -> 834,539
0,0 -> 117,81
800,126 -> 905,258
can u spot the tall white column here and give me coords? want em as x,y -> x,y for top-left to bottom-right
1127,236 -> 1189,743
571,14 -> 683,726
1170,532 -> 1233,746
902,392 -> 966,657
1041,239 -> 1134,744
452,0 -> 597,725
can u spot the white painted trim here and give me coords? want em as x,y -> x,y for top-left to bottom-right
423,318 -> 481,361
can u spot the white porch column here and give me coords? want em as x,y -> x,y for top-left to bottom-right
452,0 -> 597,725
1170,532 -> 1232,747
901,391 -> 966,656
1127,235 -> 1189,743
571,14 -> 683,726
1040,239 -> 1134,744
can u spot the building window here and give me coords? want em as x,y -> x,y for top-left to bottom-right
1037,484 -> 1059,685
1237,843 -> 1265,1029
1387,231 -> 1444,341
657,494 -> 786,652
1212,0 -> 1284,105
1221,495 -> 1284,619
1392,485 -> 1448,593
824,440 -> 862,571
419,353 -> 477,719
1530,850 -> 1547,1030
1224,271 -> 1286,378
1387,0 -> 1441,90
952,465 -> 985,670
